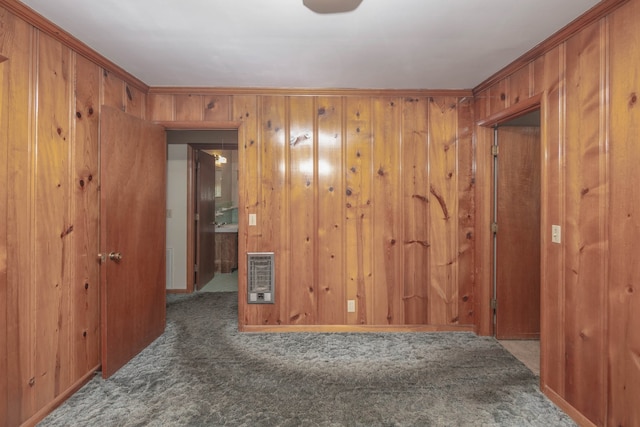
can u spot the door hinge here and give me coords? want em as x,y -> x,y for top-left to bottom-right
492,145 -> 499,156
194,264 -> 198,273
491,222 -> 498,234
491,299 -> 498,311
195,213 -> 199,221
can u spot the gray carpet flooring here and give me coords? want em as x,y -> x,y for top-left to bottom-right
39,292 -> 575,427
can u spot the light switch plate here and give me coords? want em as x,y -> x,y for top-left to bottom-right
249,213 -> 256,226
551,225 -> 561,244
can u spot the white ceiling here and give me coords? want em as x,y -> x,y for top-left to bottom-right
19,0 -> 600,90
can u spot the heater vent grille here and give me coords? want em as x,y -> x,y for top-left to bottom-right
247,252 -> 275,304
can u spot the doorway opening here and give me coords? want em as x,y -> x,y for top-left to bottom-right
492,109 -> 541,374
165,130 -> 239,294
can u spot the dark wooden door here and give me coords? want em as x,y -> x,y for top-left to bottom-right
495,126 -> 541,339
195,150 -> 216,289
100,106 -> 166,378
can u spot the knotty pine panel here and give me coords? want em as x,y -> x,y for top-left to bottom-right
456,98 -> 475,325
72,54 -> 101,379
287,96 -> 316,325
0,53 -> 7,427
316,96 -> 345,324
371,97 -> 403,325
344,97 -> 374,325
203,95 -> 231,121
34,32 -> 73,408
102,69 -> 124,111
401,97 -> 430,324
251,95 -> 286,325
3,12 -> 36,425
609,1 -> 640,425
539,45 -> 566,397
147,93 -> 174,121
124,83 -> 145,119
175,94 -> 203,121
428,97 -> 459,325
146,91 -> 474,328
563,21 -> 607,425
507,64 -> 532,106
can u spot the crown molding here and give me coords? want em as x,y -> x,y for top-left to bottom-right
473,0 -> 629,94
0,0 -> 149,92
149,86 -> 473,98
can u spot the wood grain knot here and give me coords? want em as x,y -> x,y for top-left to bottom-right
318,107 -> 326,115
290,313 -> 301,321
88,174 -> 93,182
356,127 -> 361,133
29,378 -> 35,387
85,283 -> 89,290
377,167 -> 385,176
328,186 -> 334,192
250,140 -> 255,145
500,93 -> 506,101
60,225 -> 74,239
79,179 -> 85,188
581,187 -> 590,197
350,166 -> 357,173
346,188 -> 353,196
346,203 -> 352,208
356,150 -> 361,157
245,112 -> 250,117
83,331 -> 87,338
207,101 -> 216,109
76,111 -> 82,119
627,285 -> 635,294
630,92 -> 637,107
57,127 -> 63,136
462,295 -> 469,302
356,111 -> 360,118
88,107 -> 94,116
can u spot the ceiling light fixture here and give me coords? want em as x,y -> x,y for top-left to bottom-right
303,0 -> 363,14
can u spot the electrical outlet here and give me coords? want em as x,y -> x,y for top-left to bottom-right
551,225 -> 561,244
249,213 -> 257,226
347,300 -> 356,313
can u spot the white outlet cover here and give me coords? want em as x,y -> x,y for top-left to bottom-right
249,213 -> 257,226
551,225 -> 561,244
347,300 -> 356,313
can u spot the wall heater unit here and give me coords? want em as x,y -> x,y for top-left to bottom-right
247,252 -> 275,304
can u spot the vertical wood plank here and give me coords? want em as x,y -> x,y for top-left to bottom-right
72,54 -> 101,379
344,97 -> 373,324
0,38 -> 9,427
124,83 -> 145,119
175,94 -> 203,121
540,45 -> 566,397
532,55 -> 546,96
401,97 -> 429,324
252,95 -> 286,325
608,2 -> 640,425
371,97 -> 403,325
203,95 -> 231,121
147,93 -> 175,121
4,14 -> 36,425
508,65 -> 531,105
457,97 -> 475,326
287,96 -> 315,325
563,22 -> 606,425
34,32 -> 73,409
101,69 -> 124,111
316,96 -> 345,324
487,80 -> 508,116
428,97 -> 458,325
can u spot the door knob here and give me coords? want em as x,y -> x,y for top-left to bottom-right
109,252 -> 123,262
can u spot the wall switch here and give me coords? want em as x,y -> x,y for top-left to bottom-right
249,213 -> 256,226
551,225 -> 561,244
347,300 -> 356,313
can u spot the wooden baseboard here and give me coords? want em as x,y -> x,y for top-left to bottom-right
21,364 -> 100,427
542,384 -> 597,427
166,288 -> 190,294
240,324 -> 475,333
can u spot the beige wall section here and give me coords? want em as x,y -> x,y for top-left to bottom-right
474,0 -> 639,425
166,144 -> 189,290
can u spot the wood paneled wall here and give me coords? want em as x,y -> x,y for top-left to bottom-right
0,6 -> 146,426
149,91 -> 476,330
474,0 -> 639,425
